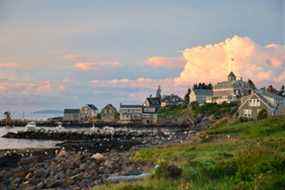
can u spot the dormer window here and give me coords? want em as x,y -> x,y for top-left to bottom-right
249,98 -> 260,107
228,72 -> 237,81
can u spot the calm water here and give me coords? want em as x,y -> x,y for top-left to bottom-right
0,127 -> 63,150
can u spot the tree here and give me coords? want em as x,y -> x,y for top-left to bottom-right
279,85 -> 285,97
184,88 -> 191,104
208,83 -> 213,90
248,79 -> 256,89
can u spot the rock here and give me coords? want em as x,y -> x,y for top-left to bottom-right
25,172 -> 32,179
91,153 -> 105,163
79,163 -> 87,171
14,170 -> 27,178
56,148 -> 68,157
36,181 -> 44,189
166,165 -> 182,179
34,168 -> 49,179
47,180 -> 63,188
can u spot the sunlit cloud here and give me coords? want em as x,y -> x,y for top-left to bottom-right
0,80 -> 65,95
175,35 -> 285,87
145,56 -> 186,69
0,62 -> 19,69
63,52 -> 120,71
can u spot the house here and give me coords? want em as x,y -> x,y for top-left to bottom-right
100,104 -> 118,123
190,89 -> 213,105
63,109 -> 81,122
238,89 -> 285,119
210,72 -> 253,104
80,104 -> 98,123
119,104 -> 143,124
161,94 -> 185,107
143,97 -> 161,112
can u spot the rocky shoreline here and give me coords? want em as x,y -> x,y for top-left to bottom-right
0,148 -> 152,189
0,127 -> 194,189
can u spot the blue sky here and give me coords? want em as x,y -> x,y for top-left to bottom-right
0,0 -> 284,113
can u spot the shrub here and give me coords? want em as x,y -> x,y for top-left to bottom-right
257,109 -> 268,120
154,162 -> 182,179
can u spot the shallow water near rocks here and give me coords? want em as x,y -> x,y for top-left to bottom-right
0,127 -> 62,150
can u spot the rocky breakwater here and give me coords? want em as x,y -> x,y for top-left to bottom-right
3,126 -> 150,140
3,126 -> 194,152
0,148 -> 151,189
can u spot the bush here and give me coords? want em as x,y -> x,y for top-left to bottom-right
155,162 -> 182,179
257,109 -> 268,120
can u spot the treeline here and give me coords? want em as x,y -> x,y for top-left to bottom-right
193,83 -> 213,90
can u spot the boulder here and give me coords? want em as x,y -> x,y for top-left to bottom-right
91,153 -> 105,163
56,148 -> 67,157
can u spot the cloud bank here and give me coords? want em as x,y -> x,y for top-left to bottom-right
176,35 -> 285,87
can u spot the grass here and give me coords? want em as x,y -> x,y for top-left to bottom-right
95,116 -> 285,190
157,105 -> 189,118
191,103 -> 238,118
157,103 -> 238,120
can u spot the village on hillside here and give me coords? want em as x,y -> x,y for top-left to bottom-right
53,72 -> 285,126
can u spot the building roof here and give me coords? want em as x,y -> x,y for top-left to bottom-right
161,94 -> 184,103
64,109 -> 80,114
86,104 -> 98,111
214,79 -> 250,90
215,81 -> 235,89
239,89 -> 285,112
146,97 -> 161,107
120,104 -> 143,108
102,104 -> 117,111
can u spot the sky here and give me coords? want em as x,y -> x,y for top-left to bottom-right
0,0 -> 284,113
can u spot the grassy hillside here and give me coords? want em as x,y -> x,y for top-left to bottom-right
96,116 -> 285,190
157,103 -> 238,119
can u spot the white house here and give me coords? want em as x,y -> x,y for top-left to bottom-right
119,104 -> 143,124
211,72 -> 253,104
80,104 -> 98,123
190,89 -> 213,105
238,89 -> 285,119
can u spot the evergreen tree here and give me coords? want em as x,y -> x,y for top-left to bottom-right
184,88 -> 191,104
248,79 -> 256,89
208,83 -> 213,90
280,85 -> 285,97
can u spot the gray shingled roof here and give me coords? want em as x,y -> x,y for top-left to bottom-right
87,104 -> 98,111
146,97 -> 161,107
64,109 -> 80,114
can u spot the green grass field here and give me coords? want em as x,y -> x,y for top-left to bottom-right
95,116 -> 285,190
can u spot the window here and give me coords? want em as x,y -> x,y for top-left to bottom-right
243,109 -> 252,118
249,99 -> 260,107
